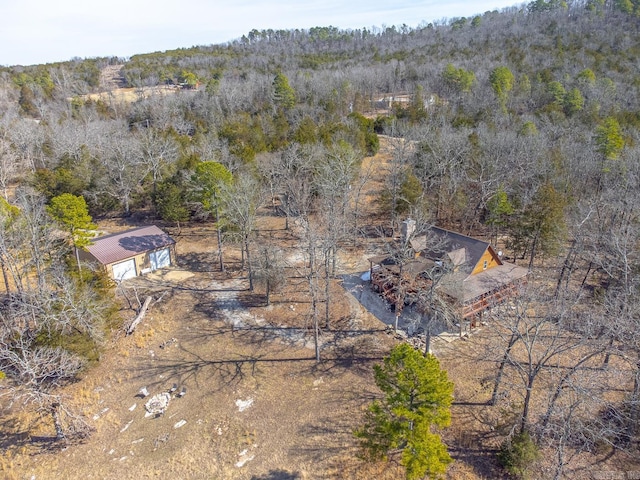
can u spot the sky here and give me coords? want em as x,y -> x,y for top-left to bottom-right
1,0 -> 522,67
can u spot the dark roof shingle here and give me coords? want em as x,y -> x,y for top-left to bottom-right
410,227 -> 491,274
439,263 -> 530,302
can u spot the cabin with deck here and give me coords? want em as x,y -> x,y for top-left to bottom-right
369,220 -> 528,331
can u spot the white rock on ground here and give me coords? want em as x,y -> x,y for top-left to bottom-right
235,398 -> 253,412
145,392 -> 171,416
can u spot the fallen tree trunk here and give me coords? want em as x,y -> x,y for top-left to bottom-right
127,295 -> 153,335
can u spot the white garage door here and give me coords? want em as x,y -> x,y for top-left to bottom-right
150,248 -> 171,270
112,259 -> 137,280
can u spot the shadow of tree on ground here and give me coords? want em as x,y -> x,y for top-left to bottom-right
251,470 -> 302,480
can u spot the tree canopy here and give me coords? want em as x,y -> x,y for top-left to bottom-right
192,161 -> 233,211
273,71 -> 296,109
47,193 -> 97,272
595,117 -> 624,161
47,194 -> 96,245
489,66 -> 515,112
442,63 -> 475,93
355,343 -> 454,480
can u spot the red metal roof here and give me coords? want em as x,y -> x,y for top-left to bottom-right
86,225 -> 175,265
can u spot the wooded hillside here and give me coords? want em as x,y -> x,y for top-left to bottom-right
2,0 -> 640,478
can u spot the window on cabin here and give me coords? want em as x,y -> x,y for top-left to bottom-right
483,260 -> 488,270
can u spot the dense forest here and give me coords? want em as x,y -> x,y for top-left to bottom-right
2,0 -> 640,477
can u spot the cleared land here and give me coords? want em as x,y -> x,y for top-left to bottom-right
2,139 -> 636,479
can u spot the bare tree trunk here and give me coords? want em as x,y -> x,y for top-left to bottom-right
245,236 -> 253,291
602,336 -> 615,368
580,261 -> 593,290
306,233 -> 321,363
74,246 -> 82,274
528,231 -> 539,271
521,376 -> 534,433
555,239 -> 576,298
331,246 -> 337,277
324,253 -> 331,330
215,206 -> 225,272
265,279 -> 271,306
424,319 -> 432,356
313,300 -> 320,363
553,433 -> 567,480
491,332 -> 519,405
51,402 -> 65,441
631,359 -> 640,436
309,246 -> 320,363
0,257 -> 10,295
127,295 -> 153,335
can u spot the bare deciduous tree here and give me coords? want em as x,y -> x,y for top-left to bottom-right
222,171 -> 263,289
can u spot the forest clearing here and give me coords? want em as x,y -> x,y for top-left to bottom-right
1,139 -> 637,479
2,2 -> 640,478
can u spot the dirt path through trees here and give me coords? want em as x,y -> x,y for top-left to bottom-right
99,65 -> 126,91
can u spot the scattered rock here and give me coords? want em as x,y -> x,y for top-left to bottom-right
236,444 -> 258,468
173,420 -> 186,429
153,433 -> 170,449
235,398 -> 253,412
235,456 -> 254,468
235,451 -> 255,468
93,407 -> 109,420
145,392 -> 171,416
120,419 -> 134,433
159,338 -> 177,349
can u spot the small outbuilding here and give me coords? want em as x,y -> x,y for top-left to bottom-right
81,225 -> 176,281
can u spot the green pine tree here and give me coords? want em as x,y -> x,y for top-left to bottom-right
489,66 -> 515,113
273,71 -> 296,109
563,87 -> 584,117
192,161 -> 233,271
442,64 -> 475,93
154,181 -> 189,231
595,116 -> 624,161
47,194 -> 97,273
487,186 -> 514,243
355,343 -> 454,480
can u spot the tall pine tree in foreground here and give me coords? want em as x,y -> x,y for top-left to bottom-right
355,343 -> 454,479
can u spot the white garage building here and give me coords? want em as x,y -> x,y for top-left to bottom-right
81,225 -> 176,281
